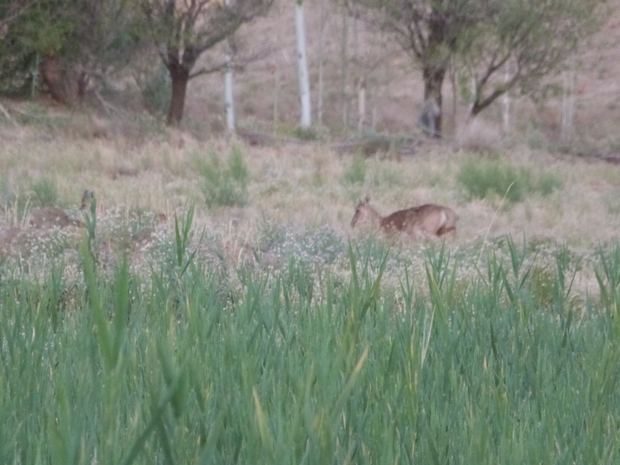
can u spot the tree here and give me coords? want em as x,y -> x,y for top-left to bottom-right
461,0 -> 601,119
223,0 -> 235,131
0,0 -> 38,97
142,0 -> 274,126
350,0 -> 602,137
350,0 -> 480,136
0,0 -> 143,102
294,0 -> 311,129
0,0 -> 37,29
0,0 -> 38,94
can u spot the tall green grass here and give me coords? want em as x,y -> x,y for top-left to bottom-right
1,237 -> 619,464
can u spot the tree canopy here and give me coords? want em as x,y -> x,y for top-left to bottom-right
142,0 -> 274,125
350,0 -> 603,136
0,0 -> 143,100
0,0 -> 605,132
463,0 -> 601,117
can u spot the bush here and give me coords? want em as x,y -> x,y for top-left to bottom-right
342,156 -> 366,185
457,158 -> 561,203
30,177 -> 58,207
197,145 -> 249,208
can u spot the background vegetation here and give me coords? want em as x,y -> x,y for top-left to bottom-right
1,0 -> 620,464
0,119 -> 619,462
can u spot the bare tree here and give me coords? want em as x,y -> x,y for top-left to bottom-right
142,0 -> 274,126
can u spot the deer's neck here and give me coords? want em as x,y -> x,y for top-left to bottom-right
366,205 -> 384,226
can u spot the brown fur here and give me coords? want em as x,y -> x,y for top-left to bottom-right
81,189 -> 95,210
28,189 -> 95,229
351,196 -> 458,238
29,208 -> 83,229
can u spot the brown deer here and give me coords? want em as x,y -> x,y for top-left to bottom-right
28,190 -> 99,229
29,207 -> 83,229
350,196 -> 458,238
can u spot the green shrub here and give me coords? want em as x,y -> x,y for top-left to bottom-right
457,158 -> 561,203
30,177 -> 58,207
294,126 -> 320,140
197,145 -> 249,208
536,171 -> 563,196
342,156 -> 366,185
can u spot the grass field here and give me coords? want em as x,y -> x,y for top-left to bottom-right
1,110 -> 620,463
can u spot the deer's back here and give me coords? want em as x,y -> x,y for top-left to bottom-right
29,208 -> 82,229
381,204 -> 458,236
380,208 -> 412,233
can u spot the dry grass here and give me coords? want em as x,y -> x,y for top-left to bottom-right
0,113 -> 618,314
1,112 -> 619,259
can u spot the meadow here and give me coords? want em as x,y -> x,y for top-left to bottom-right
1,109 -> 620,464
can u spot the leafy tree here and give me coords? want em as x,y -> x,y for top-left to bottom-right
0,0 -> 39,94
350,0 -> 603,137
0,0 -> 144,101
0,0 -> 37,29
462,0 -> 601,119
142,0 -> 275,126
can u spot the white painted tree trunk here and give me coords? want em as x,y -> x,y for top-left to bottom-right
561,56 -> 576,142
502,63 -> 511,136
316,0 -> 328,125
273,63 -> 280,130
357,76 -> 366,131
340,3 -> 349,132
468,72 -> 476,117
224,0 -> 235,131
224,60 -> 235,131
295,1 -> 311,129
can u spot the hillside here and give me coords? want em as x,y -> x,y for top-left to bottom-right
177,0 -> 620,152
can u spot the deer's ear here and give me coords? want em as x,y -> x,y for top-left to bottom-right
363,195 -> 370,204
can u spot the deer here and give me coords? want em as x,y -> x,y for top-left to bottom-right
28,190 -> 101,229
350,195 -> 458,239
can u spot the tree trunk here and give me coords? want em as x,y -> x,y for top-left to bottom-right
560,56 -> 576,143
422,65 -> 446,138
316,0 -> 328,125
502,63 -> 511,136
357,76 -> 366,132
224,49 -> 235,131
166,63 -> 190,126
224,0 -> 235,131
340,1 -> 349,131
41,55 -> 81,105
421,8 -> 449,138
295,2 -> 311,129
